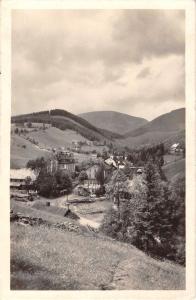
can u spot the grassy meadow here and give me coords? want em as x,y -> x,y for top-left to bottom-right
11,199 -> 185,290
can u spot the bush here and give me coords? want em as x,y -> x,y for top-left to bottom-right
95,186 -> 105,197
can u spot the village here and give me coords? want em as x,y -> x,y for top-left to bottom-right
10,121 -> 184,230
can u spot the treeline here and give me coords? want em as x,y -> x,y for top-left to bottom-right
126,143 -> 165,167
11,109 -> 118,142
101,163 -> 185,266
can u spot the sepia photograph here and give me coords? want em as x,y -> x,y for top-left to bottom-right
9,8 -> 187,291
0,1 -> 195,298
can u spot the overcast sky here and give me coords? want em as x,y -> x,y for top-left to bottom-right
12,9 -> 185,120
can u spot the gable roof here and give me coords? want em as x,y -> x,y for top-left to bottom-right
10,168 -> 37,181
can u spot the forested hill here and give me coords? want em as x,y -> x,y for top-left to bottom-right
11,109 -> 122,141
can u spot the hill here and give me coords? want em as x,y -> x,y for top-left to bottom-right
11,109 -> 122,142
10,135 -> 51,168
11,199 -> 185,290
119,108 -> 185,149
79,111 -> 148,134
120,130 -> 185,150
125,108 -> 185,137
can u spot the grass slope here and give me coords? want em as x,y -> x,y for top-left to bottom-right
27,127 -> 88,148
119,131 -> 177,149
125,108 -> 185,137
163,158 -> 185,181
12,109 -> 121,142
10,135 -> 51,168
11,200 -> 185,290
79,111 -> 148,134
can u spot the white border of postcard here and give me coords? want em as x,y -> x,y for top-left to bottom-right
0,0 -> 195,300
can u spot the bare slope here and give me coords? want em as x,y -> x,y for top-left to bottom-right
79,111 -> 148,134
125,108 -> 185,137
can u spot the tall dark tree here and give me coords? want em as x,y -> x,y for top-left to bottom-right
95,164 -> 105,186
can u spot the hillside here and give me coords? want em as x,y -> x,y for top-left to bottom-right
25,127 -> 88,148
10,135 -> 51,168
125,108 -> 185,137
120,131 -> 177,149
79,111 -> 148,134
11,200 -> 185,290
11,109 -> 122,142
163,158 -> 185,180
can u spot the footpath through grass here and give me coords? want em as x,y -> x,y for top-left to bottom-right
11,223 -> 135,290
10,200 -> 185,290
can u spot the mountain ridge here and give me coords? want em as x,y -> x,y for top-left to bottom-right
125,108 -> 185,137
79,111 -> 148,135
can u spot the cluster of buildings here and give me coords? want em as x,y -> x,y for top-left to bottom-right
10,148 -> 144,199
169,143 -> 184,154
10,168 -> 37,199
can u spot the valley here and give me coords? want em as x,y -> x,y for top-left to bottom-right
10,107 -> 186,290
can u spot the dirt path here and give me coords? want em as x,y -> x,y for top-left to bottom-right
110,256 -> 185,290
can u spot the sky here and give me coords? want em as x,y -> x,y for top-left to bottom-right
12,9 -> 185,120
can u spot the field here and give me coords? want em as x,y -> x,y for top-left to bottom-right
26,127 -> 87,148
10,135 -> 51,168
163,158 -> 185,180
164,154 -> 183,165
11,199 -> 185,290
10,127 -> 108,168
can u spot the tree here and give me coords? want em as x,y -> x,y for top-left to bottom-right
25,176 -> 32,194
27,122 -> 32,128
26,157 -> 47,174
95,164 -> 105,186
55,170 -> 73,195
105,169 -> 128,200
36,169 -> 58,198
167,173 -> 185,265
78,170 -> 88,183
14,128 -> 19,134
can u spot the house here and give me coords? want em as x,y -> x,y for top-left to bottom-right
46,150 -> 76,174
10,168 -> 37,197
83,164 -> 100,192
71,140 -> 82,152
170,143 -> 183,154
74,185 -> 90,197
104,157 -> 117,168
56,150 -> 76,173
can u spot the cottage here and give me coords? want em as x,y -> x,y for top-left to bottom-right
104,157 -> 117,168
170,143 -> 183,154
10,168 -> 37,197
83,164 -> 100,192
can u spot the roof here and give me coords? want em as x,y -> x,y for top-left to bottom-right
10,182 -> 22,187
10,168 -> 37,181
171,143 -> 180,148
105,158 -> 117,168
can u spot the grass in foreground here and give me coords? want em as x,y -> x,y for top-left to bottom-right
11,223 -> 133,290
10,199 -> 185,290
11,222 -> 185,290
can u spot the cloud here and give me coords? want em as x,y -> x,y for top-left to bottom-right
137,67 -> 151,79
110,10 -> 185,64
12,9 -> 185,120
